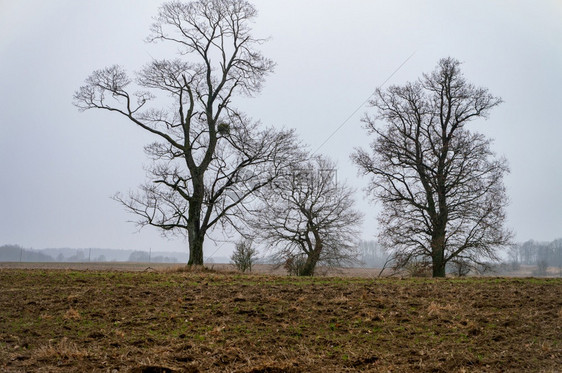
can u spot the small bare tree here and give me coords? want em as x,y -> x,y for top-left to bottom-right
230,239 -> 257,273
353,57 -> 512,277
74,0 -> 300,265
247,155 -> 363,276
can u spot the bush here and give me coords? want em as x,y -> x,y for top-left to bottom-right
231,240 -> 257,273
283,254 -> 308,276
404,261 -> 432,277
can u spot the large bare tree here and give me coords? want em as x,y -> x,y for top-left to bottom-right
74,0 -> 299,265
247,155 -> 363,276
352,57 -> 512,277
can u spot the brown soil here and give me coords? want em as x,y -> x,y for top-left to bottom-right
0,269 -> 560,372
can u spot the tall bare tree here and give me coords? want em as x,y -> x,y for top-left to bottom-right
74,0 -> 299,265
247,155 -> 363,276
352,57 -> 512,277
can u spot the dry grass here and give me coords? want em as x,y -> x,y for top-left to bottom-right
63,307 -> 81,321
35,337 -> 89,361
426,301 -> 458,316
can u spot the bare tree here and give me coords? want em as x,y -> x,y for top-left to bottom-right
352,57 -> 512,277
247,155 -> 363,276
230,239 -> 257,273
74,0 -> 299,265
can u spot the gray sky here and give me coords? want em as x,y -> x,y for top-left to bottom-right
1,1 -> 561,257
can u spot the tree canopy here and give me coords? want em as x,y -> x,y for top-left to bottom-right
353,57 -> 512,277
246,155 -> 363,276
74,0 -> 300,265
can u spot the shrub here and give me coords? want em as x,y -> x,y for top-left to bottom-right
404,261 -> 432,277
283,254 -> 308,276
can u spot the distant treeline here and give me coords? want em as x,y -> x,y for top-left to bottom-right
507,239 -> 562,267
3,240 -> 561,268
0,245 -> 54,262
0,245 -> 188,263
358,238 -> 562,269
359,241 -> 390,268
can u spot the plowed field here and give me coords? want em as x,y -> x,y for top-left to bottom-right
1,269 -> 560,372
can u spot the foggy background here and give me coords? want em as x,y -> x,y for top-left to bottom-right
1,1 -> 561,258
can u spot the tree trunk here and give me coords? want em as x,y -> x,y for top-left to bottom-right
300,255 -> 318,276
432,254 -> 446,277
431,232 -> 447,278
300,243 -> 322,276
187,183 -> 205,266
187,230 -> 204,266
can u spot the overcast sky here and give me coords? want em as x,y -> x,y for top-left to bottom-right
1,1 -> 561,257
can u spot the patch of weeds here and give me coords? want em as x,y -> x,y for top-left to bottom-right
35,337 -> 89,362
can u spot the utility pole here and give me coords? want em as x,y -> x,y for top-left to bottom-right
149,247 -> 152,263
